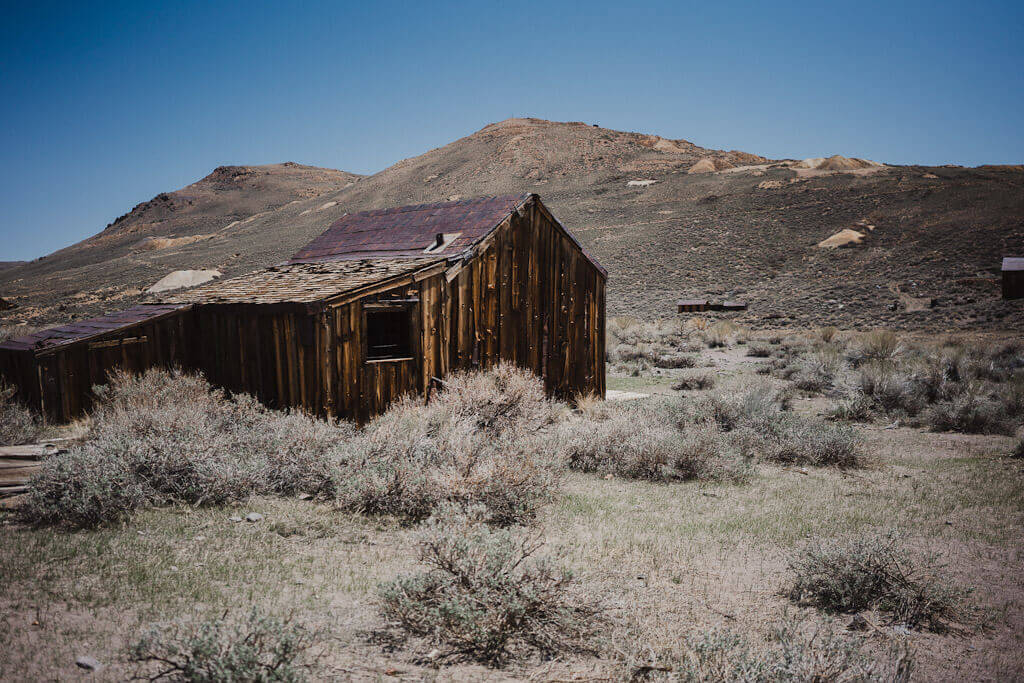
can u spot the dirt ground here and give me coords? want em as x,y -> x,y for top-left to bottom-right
0,343 -> 1022,681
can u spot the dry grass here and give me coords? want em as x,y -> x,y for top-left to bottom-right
1,330 -> 1022,680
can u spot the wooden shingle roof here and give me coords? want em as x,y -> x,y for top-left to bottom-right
158,258 -> 443,305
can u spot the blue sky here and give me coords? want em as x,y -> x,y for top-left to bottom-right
2,0 -> 1022,261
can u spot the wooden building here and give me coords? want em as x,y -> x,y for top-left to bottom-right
0,194 -> 606,422
1003,257 -> 1024,300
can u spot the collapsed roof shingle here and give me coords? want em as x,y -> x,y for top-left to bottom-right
158,258 -> 442,305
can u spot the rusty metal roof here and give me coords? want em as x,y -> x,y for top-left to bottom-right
1003,257 -> 1024,272
0,304 -> 189,353
158,258 -> 443,305
289,193 -> 530,263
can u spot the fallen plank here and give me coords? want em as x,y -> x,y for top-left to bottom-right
0,485 -> 28,498
0,494 -> 26,510
0,444 -> 63,459
0,468 -> 39,486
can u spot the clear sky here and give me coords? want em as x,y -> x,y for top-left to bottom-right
2,0 -> 1022,261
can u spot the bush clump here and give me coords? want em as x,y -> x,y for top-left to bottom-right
0,381 -> 43,446
689,384 -> 863,468
560,402 -> 751,483
20,368 -> 352,528
377,503 -> 598,666
788,531 -> 968,632
746,342 -> 772,358
671,372 -> 715,391
332,364 -> 562,525
130,609 -> 318,681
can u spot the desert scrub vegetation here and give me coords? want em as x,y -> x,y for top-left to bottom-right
20,364 -> 564,529
685,384 -> 863,468
20,368 -> 352,528
605,317 -> 702,374
622,619 -> 909,682
560,399 -> 753,483
377,503 -> 598,666
130,608 -> 319,681
671,371 -> 715,391
0,380 -> 43,446
788,531 -> 970,633
332,363 -> 563,525
561,379 -> 862,480
834,336 -> 1024,434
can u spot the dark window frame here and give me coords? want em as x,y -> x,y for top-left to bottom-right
363,304 -> 416,362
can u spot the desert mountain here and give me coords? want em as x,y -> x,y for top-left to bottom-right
1,118 -> 1022,330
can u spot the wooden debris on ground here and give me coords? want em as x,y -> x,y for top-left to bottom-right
0,443 -> 65,508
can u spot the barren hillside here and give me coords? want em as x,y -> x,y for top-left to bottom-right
1,118 -> 1022,330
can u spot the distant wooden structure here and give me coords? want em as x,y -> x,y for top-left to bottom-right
1003,257 -> 1024,299
677,299 -> 708,313
676,299 -> 747,313
0,194 -> 606,422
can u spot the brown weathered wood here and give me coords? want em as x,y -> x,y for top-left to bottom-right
0,195 -> 605,424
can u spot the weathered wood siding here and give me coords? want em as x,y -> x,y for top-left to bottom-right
0,310 -> 194,422
1,196 -> 605,424
323,196 -> 606,422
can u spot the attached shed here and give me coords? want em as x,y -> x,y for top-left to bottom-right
1003,257 -> 1024,300
0,304 -> 193,421
0,193 -> 606,422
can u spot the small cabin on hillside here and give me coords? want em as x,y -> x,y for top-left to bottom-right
0,194 -> 606,422
1003,257 -> 1024,300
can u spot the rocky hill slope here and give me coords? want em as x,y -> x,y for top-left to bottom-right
1,118 -> 1022,331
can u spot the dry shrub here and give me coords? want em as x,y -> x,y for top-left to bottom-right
0,381 -> 43,446
819,326 -> 839,343
130,609 -> 319,681
622,619 -> 909,682
788,531 -> 969,632
24,365 -> 562,529
689,384 -> 863,468
21,368 -> 353,528
672,372 -> 715,391
655,353 -> 698,369
1011,437 -> 1024,459
332,364 -> 562,525
791,349 -> 845,394
688,383 -> 792,433
846,329 -> 902,366
764,417 -> 863,468
746,343 -> 772,358
377,503 -> 598,666
560,402 -> 751,483
923,387 -> 1017,436
703,321 -> 736,348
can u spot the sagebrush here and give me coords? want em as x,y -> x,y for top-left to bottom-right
21,368 -> 353,528
332,364 -> 562,525
377,503 -> 598,665
130,609 -> 318,681
0,381 -> 42,446
788,531 -> 969,632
